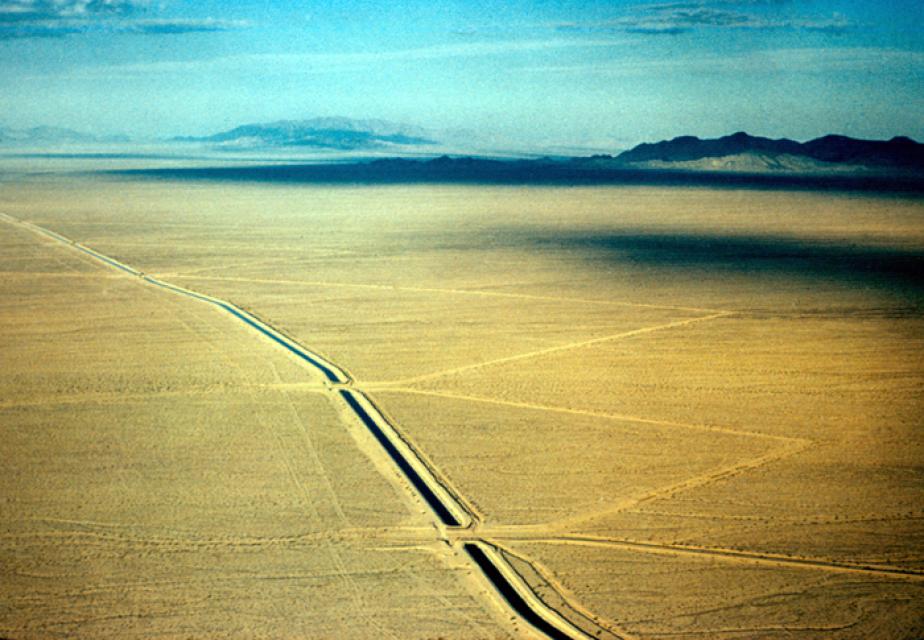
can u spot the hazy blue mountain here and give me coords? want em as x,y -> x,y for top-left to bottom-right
0,126 -> 130,145
616,132 -> 923,171
174,117 -> 439,150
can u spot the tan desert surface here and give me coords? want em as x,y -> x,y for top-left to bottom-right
1,176 -> 922,638
0,208 -> 519,639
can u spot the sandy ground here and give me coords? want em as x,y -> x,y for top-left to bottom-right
1,176 -> 922,638
0,222 -> 513,639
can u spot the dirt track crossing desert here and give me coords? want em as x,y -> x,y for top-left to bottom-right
1,181 -> 922,639
0,211 -> 598,639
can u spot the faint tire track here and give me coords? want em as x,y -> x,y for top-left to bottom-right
490,534 -> 924,581
3,213 -> 589,639
377,313 -> 733,387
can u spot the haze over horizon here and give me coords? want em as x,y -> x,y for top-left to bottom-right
2,0 -> 922,152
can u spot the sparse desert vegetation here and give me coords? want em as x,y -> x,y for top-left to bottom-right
1,174 -> 922,638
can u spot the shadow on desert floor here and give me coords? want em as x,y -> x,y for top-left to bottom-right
486,228 -> 924,295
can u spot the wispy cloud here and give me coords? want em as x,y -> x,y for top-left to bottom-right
449,26 -> 481,38
798,15 -> 852,35
117,18 -> 250,35
553,0 -> 853,37
60,38 -> 628,79
643,0 -> 793,7
0,0 -> 246,38
523,47 -> 924,76
0,0 -> 147,22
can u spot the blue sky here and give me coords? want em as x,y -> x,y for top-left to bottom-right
1,0 -> 921,150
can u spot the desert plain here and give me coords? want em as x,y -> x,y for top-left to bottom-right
1,171 -> 922,638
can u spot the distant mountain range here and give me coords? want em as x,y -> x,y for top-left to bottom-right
614,132 -> 923,172
171,125 -> 924,172
173,118 -> 439,151
0,126 -> 129,145
3,119 -> 922,176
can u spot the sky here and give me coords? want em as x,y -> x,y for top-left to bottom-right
1,0 -> 922,151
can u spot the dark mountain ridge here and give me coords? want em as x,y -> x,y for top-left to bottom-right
616,132 -> 923,170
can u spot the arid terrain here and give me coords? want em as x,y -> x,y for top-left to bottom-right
1,172 -> 922,638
